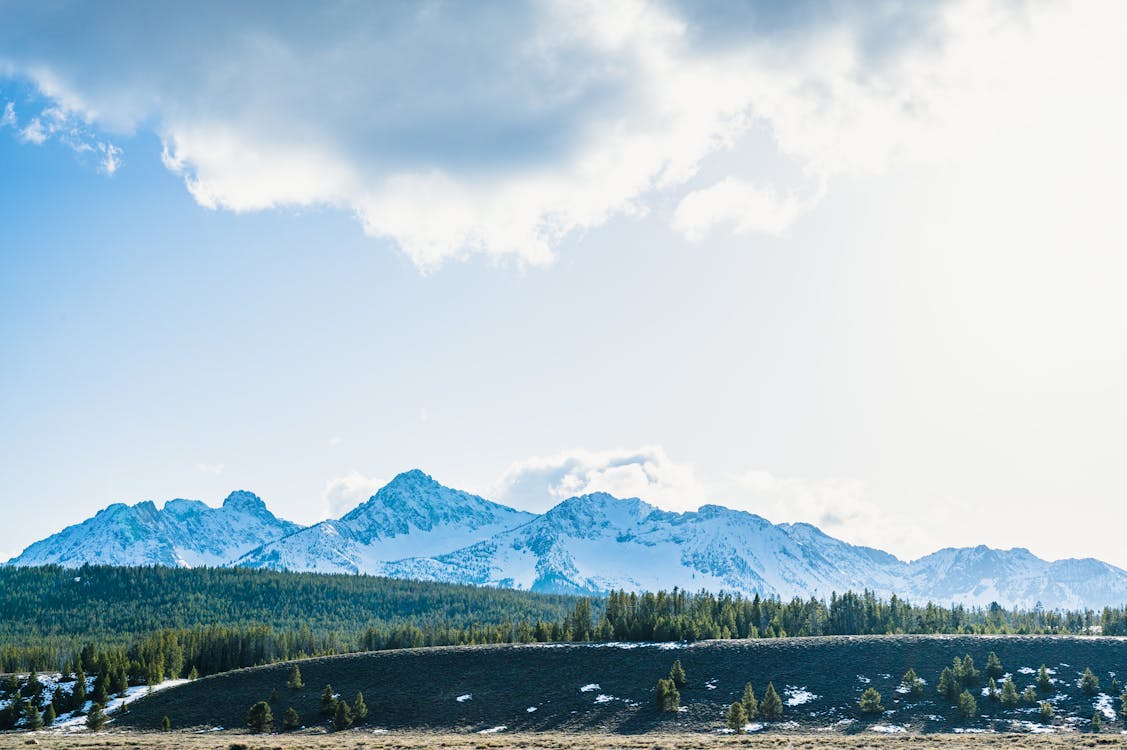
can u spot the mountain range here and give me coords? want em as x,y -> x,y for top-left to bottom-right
9,469 -> 1127,610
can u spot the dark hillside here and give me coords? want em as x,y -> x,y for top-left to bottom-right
120,635 -> 1127,734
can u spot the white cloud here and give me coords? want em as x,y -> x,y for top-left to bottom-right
98,142 -> 122,175
321,471 -> 384,519
195,462 -> 224,475
0,102 -> 14,128
492,445 -> 910,553
673,177 -> 808,241
19,116 -> 46,144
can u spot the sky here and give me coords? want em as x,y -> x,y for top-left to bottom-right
2,0 -> 1127,567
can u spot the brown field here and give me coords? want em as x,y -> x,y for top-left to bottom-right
4,733 -> 1127,750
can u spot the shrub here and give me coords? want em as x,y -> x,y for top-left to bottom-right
1039,701 -> 1054,723
282,707 -> 301,731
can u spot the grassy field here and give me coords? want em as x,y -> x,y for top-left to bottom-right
111,636 -> 1127,735
5,732 -> 1127,750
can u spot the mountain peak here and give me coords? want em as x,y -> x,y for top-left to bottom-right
222,490 -> 268,514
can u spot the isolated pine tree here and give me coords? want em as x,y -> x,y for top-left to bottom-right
287,665 -> 304,690
1092,711 -> 1102,731
985,651 -> 1004,680
161,715 -> 170,732
320,684 -> 337,716
655,678 -> 680,712
1081,667 -> 1100,695
283,707 -> 300,731
726,701 -> 747,731
958,654 -> 979,685
937,667 -> 958,700
670,659 -> 687,688
741,682 -> 758,719
1037,665 -> 1052,692
761,682 -> 783,720
43,704 -> 56,727
187,666 -> 199,680
1000,677 -> 1019,706
1039,701 -> 1054,723
25,702 -> 43,730
901,668 -> 923,697
85,704 -> 107,731
859,687 -> 884,714
957,690 -> 977,719
333,699 -> 353,731
1022,686 -> 1038,704
352,691 -> 368,722
246,701 -> 273,733
986,678 -> 999,702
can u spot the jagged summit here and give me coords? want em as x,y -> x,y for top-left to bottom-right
8,470 -> 1127,609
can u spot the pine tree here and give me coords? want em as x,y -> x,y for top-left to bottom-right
1039,701 -> 1054,723
1081,667 -> 1100,695
1037,665 -> 1052,692
352,691 -> 368,722
859,687 -> 884,714
246,701 -> 273,733
959,654 -> 979,685
188,666 -> 199,680
740,682 -> 758,719
957,689 -> 977,719
726,701 -> 747,731
72,669 -> 87,711
938,667 -> 958,700
1092,711 -> 1102,732
333,699 -> 353,731
655,678 -> 679,712
670,659 -> 687,688
269,688 -> 278,703
761,682 -> 783,720
1000,677 -> 1019,706
287,665 -> 304,690
161,715 -> 170,732
320,684 -> 337,716
85,704 -> 107,731
986,678 -> 999,702
1022,686 -> 1038,704
92,674 -> 109,706
985,651 -> 1003,680
282,707 -> 300,731
43,704 -> 56,727
1121,691 -> 1127,720
901,668 -> 923,697
655,679 -> 670,711
25,702 -> 43,730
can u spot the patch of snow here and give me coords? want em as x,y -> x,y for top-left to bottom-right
478,725 -> 506,734
657,642 -> 687,650
579,683 -> 600,692
526,706 -> 538,713
954,727 -> 991,733
877,673 -> 891,680
594,694 -> 616,704
857,674 -> 871,683
742,722 -> 765,732
455,694 -> 472,702
1095,693 -> 1116,721
704,678 -> 718,690
925,714 -> 946,722
784,686 -> 817,706
871,724 -> 907,733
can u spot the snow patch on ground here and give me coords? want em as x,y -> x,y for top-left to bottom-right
856,674 -> 871,683
784,686 -> 817,706
954,727 -> 991,733
455,694 -> 472,702
704,678 -> 718,690
579,683 -> 600,692
1010,720 -> 1056,733
657,642 -> 687,650
478,725 -> 506,734
526,706 -> 538,713
871,724 -> 907,733
1095,693 -> 1116,720
742,722 -> 765,732
594,694 -> 616,704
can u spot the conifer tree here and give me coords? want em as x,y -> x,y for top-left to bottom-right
85,704 -> 107,731
43,704 -> 56,727
352,691 -> 368,722
161,715 -> 170,732
655,678 -> 679,712
859,687 -> 884,714
1092,711 -> 1102,731
287,665 -> 304,690
957,689 -> 977,718
741,682 -> 758,719
320,684 -> 337,716
726,701 -> 747,731
72,669 -> 87,711
937,667 -> 958,700
1022,686 -> 1038,704
283,707 -> 300,731
958,654 -> 979,685
188,666 -> 199,680
25,702 -> 43,730
670,659 -> 687,688
1037,665 -> 1052,692
269,688 -> 278,703
92,674 -> 108,706
1039,701 -> 1054,723
333,699 -> 353,731
986,678 -> 999,702
761,682 -> 783,720
1121,691 -> 1127,720
1081,667 -> 1100,695
901,668 -> 923,697
246,701 -> 273,733
1000,677 -> 1019,706
985,651 -> 1003,680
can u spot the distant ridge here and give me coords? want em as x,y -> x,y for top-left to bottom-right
9,469 -> 1127,609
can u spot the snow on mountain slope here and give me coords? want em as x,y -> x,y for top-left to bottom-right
233,469 -> 535,574
382,493 -> 906,599
906,546 -> 1127,609
6,490 -> 302,568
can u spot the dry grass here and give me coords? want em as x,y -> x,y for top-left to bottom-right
4,733 -> 1127,750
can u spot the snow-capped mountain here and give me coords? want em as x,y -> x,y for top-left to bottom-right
7,490 -> 302,568
233,469 -> 536,574
8,470 -> 1127,609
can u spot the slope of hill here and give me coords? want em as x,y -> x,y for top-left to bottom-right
116,636 -> 1127,734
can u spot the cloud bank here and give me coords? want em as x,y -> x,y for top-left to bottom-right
0,0 -> 1057,268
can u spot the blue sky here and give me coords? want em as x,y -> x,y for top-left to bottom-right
3,0 -> 1127,567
